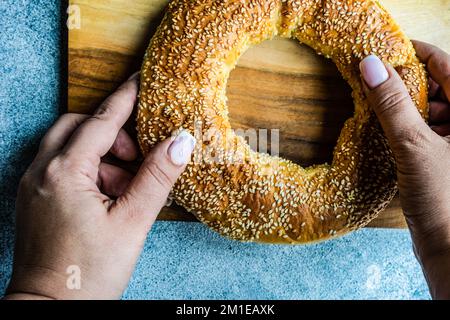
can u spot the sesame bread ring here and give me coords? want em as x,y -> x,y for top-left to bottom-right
137,0 -> 428,244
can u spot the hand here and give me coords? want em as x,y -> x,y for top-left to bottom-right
4,73 -> 196,300
360,41 -> 450,299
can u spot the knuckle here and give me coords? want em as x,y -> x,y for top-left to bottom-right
91,103 -> 121,131
142,158 -> 174,191
374,89 -> 410,116
116,194 -> 141,219
93,100 -> 116,121
443,74 -> 450,95
89,111 -> 110,125
40,156 -> 64,188
19,154 -> 82,199
57,152 -> 86,174
18,169 -> 33,191
391,131 -> 437,171
115,194 -> 154,230
38,136 -> 49,151
110,134 -> 123,155
94,102 -> 112,118
396,125 -> 432,151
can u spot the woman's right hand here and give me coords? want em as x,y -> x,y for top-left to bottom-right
359,41 -> 450,299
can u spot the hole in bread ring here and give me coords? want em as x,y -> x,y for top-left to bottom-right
226,37 -> 354,166
137,0 -> 428,244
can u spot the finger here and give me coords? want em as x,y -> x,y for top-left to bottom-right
427,77 -> 447,101
437,87 -> 448,102
428,77 -> 440,98
360,55 -> 432,144
412,40 -> 450,101
98,162 -> 134,198
39,113 -> 89,154
112,130 -> 196,230
110,128 -> 139,161
63,73 -> 140,160
431,123 -> 450,137
429,101 -> 450,124
444,135 -> 450,144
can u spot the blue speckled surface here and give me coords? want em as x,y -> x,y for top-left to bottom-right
0,0 -> 430,299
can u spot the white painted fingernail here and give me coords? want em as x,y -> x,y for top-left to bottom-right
360,55 -> 389,89
168,130 -> 196,166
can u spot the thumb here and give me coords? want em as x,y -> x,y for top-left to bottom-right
360,55 -> 430,145
113,130 -> 196,228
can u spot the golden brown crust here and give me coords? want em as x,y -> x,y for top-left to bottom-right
137,0 -> 428,244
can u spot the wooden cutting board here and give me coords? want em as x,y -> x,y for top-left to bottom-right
68,0 -> 450,228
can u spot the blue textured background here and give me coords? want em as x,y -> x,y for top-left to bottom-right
0,0 -> 430,299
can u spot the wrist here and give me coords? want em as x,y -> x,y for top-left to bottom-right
3,293 -> 55,300
405,212 -> 450,259
406,216 -> 450,299
6,265 -> 95,300
416,247 -> 450,300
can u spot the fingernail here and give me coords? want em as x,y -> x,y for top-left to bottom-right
359,55 -> 389,89
128,71 -> 140,81
168,130 -> 196,166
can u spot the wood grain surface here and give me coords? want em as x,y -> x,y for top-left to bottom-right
68,0 -> 450,228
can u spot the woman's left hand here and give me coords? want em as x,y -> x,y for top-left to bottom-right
4,73 -> 195,300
